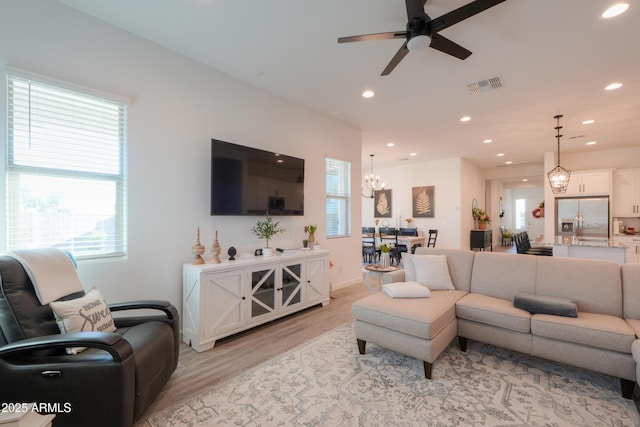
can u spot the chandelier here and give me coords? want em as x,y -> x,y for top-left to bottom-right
362,154 -> 384,198
547,114 -> 571,194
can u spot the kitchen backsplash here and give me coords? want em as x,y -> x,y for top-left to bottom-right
613,216 -> 640,234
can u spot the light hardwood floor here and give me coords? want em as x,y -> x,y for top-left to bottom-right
134,280 -> 370,426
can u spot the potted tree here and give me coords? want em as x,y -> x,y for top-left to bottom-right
251,213 -> 285,256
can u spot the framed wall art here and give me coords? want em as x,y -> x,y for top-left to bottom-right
374,189 -> 392,218
412,186 -> 434,218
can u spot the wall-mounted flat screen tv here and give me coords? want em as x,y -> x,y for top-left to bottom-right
210,139 -> 305,216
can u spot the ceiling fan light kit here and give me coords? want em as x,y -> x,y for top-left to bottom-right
547,114 -> 571,194
338,0 -> 507,76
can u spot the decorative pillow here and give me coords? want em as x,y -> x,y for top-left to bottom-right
513,292 -> 578,318
412,255 -> 455,290
49,287 -> 116,354
400,253 -> 417,282
383,281 -> 431,298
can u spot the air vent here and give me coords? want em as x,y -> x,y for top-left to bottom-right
467,76 -> 504,95
568,135 -> 585,140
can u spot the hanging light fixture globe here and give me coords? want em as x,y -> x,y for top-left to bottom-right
547,115 -> 571,194
362,154 -> 384,198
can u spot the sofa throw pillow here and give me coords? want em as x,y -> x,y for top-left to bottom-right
513,292 -> 578,318
412,254 -> 455,290
383,281 -> 431,298
50,287 -> 116,354
400,253 -> 417,282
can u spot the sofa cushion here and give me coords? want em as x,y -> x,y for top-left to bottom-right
531,312 -> 635,353
536,257 -> 622,317
470,252 -> 537,300
622,264 -> 640,320
513,292 -> 577,318
382,282 -> 430,298
627,318 -> 640,337
352,290 -> 467,340
456,293 -> 531,333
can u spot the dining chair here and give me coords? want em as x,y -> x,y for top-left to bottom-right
499,226 -> 513,246
378,228 -> 401,265
362,227 -> 377,263
427,229 -> 438,247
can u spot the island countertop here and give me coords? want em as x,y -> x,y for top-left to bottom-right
551,235 -> 626,248
551,236 -> 626,264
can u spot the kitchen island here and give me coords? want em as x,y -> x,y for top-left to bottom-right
552,236 -> 627,264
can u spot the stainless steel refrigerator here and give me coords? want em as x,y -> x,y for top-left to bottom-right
555,196 -> 610,238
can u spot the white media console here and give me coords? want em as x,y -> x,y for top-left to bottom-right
182,249 -> 330,351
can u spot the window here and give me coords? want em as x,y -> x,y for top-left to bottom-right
325,157 -> 351,237
515,198 -> 526,230
6,73 -> 127,259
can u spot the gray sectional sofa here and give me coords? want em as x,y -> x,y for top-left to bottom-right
352,247 -> 640,400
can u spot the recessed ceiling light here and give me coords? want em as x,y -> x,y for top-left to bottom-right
410,152 -> 417,156
497,153 -> 505,157
483,139 -> 492,144
605,82 -> 623,90
582,119 -> 595,125
602,3 -> 629,18
522,178 -> 528,182
460,116 -> 471,122
586,141 -> 597,145
505,161 -> 513,165
362,90 -> 375,98
277,159 -> 284,163
386,142 -> 395,147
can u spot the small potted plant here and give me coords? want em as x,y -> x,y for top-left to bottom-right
379,243 -> 394,268
251,213 -> 285,256
304,224 -> 318,245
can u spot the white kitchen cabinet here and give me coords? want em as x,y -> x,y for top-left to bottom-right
612,168 -> 640,216
613,236 -> 640,264
563,170 -> 611,196
183,250 -> 330,352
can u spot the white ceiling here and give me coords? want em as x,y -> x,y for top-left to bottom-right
55,0 -> 639,174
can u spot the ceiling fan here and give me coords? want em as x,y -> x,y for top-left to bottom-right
338,0 -> 506,76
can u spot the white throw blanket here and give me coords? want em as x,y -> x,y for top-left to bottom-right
8,248 -> 84,304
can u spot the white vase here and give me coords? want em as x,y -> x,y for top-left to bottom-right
380,252 -> 390,268
262,248 -> 272,256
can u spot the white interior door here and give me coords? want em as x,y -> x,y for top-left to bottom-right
526,197 -> 545,240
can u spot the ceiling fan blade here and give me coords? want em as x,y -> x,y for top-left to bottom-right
338,31 -> 406,44
429,33 -> 472,60
405,0 -> 427,22
381,41 -> 409,76
429,0 -> 506,33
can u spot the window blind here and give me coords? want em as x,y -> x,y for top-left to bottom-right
7,74 -> 127,259
325,157 -> 351,237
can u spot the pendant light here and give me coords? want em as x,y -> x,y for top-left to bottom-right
362,154 -> 384,198
547,114 -> 571,194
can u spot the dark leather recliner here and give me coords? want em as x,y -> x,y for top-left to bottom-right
0,254 -> 179,427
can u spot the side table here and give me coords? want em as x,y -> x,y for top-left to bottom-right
364,265 -> 397,294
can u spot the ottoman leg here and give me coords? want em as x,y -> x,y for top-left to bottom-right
423,361 -> 433,379
357,338 -> 366,354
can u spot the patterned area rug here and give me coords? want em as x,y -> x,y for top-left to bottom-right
149,323 -> 640,426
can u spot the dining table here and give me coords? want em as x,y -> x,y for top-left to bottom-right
363,234 -> 426,251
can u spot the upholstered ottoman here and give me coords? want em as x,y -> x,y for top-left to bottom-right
352,288 -> 467,378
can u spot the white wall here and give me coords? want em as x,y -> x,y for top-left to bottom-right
362,157 -> 478,249
0,0 -> 364,311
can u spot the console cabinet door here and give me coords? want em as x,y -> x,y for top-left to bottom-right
279,261 -> 304,314
202,270 -> 245,338
249,266 -> 277,322
306,256 -> 328,305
